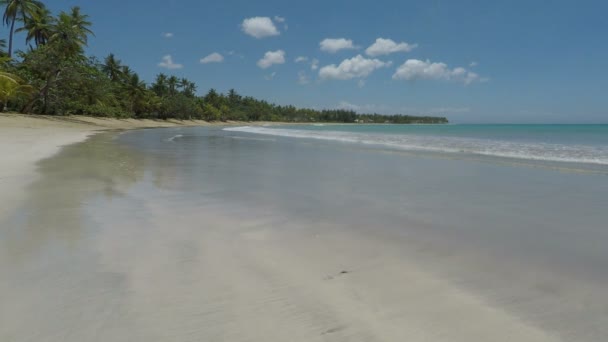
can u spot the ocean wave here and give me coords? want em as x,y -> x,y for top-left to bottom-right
224,126 -> 608,165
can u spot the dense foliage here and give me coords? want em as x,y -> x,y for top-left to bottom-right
0,1 -> 448,124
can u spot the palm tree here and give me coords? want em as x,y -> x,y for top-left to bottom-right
151,73 -> 168,97
49,6 -> 93,56
67,6 -> 93,43
1,0 -> 41,57
183,81 -> 197,97
124,73 -> 146,113
102,53 -> 122,81
178,77 -> 188,90
120,65 -> 132,80
167,75 -> 178,96
0,59 -> 34,111
16,4 -> 53,47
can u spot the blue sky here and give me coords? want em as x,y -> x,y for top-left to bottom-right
33,0 -> 608,122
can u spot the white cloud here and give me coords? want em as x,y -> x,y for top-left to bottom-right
357,79 -> 365,88
298,71 -> 310,85
319,55 -> 391,80
264,72 -> 277,80
257,50 -> 285,69
365,38 -> 417,57
320,38 -> 357,53
241,17 -> 280,38
158,55 -> 183,70
200,52 -> 224,64
274,16 -> 288,30
297,56 -> 319,70
162,32 -> 173,38
470,61 -> 478,67
392,59 -> 483,85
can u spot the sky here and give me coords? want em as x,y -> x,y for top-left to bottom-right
29,0 -> 608,122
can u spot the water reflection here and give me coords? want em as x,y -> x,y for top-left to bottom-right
1,132 -> 145,264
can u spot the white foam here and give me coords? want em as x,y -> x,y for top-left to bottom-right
167,134 -> 184,142
224,126 -> 608,165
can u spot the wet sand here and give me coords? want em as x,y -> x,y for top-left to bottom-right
0,114 -> 259,218
0,121 -> 572,341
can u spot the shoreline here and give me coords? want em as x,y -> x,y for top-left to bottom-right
0,113 -> 254,221
0,123 -> 561,341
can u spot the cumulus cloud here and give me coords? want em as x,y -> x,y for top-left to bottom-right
274,16 -> 288,30
295,56 -> 308,63
365,38 -> 417,57
320,38 -> 357,53
392,59 -> 483,84
241,17 -> 280,38
319,55 -> 391,80
200,52 -> 224,64
158,55 -> 183,70
257,50 -> 285,69
311,58 -> 319,70
162,32 -> 174,38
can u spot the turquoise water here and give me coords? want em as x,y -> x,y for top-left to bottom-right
226,124 -> 608,167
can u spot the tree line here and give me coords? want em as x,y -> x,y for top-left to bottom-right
0,0 -> 448,124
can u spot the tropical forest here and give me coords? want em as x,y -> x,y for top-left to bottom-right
0,0 -> 448,124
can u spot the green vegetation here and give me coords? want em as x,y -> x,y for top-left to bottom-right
0,1 -> 448,124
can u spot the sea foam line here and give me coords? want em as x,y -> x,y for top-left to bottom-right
224,126 -> 608,165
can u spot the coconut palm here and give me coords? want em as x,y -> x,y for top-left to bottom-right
0,67 -> 34,111
16,4 -> 53,47
49,6 -> 93,56
120,65 -> 132,81
183,81 -> 197,97
67,6 -> 93,43
102,53 -> 122,81
167,75 -> 178,95
151,73 -> 168,97
1,0 -> 41,57
124,73 -> 146,113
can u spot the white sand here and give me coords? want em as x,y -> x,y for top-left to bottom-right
0,116 -> 95,219
77,203 -> 563,341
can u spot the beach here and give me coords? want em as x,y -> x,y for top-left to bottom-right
2,119 -> 608,341
0,114 -> 212,219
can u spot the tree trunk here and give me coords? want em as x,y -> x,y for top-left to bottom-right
8,15 -> 16,58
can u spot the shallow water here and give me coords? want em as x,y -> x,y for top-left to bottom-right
1,126 -> 608,341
